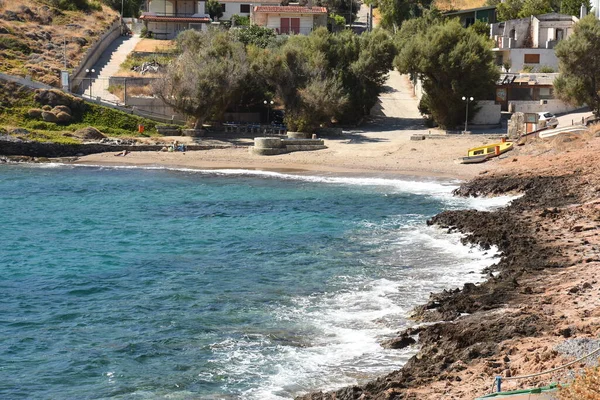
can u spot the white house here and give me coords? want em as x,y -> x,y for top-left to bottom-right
250,5 -> 327,35
140,0 -> 211,39
197,0 -> 280,21
490,13 -> 578,73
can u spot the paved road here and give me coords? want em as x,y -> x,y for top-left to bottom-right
362,71 -> 425,134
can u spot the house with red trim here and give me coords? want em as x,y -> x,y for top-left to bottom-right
140,0 -> 284,39
250,5 -> 328,35
140,0 -> 211,39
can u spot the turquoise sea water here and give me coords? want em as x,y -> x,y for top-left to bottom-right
0,164 -> 508,399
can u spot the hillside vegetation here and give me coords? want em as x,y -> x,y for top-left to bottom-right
0,80 -> 158,143
0,0 -> 119,86
433,0 -> 488,11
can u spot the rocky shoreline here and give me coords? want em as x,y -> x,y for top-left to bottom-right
297,132 -> 600,399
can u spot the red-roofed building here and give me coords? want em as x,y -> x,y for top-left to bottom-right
250,5 -> 327,35
141,0 -> 212,39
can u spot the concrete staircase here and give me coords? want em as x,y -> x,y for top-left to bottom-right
83,34 -> 142,105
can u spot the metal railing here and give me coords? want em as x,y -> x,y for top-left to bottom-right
141,12 -> 200,17
223,122 -> 287,135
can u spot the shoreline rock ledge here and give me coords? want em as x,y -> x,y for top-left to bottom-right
296,165 -> 600,399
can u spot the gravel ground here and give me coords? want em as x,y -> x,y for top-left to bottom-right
555,338 -> 600,367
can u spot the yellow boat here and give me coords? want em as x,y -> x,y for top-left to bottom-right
467,141 -> 513,157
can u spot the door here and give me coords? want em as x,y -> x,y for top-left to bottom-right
280,18 -> 289,34
290,18 -> 300,34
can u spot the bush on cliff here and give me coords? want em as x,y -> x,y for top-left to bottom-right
559,365 -> 600,399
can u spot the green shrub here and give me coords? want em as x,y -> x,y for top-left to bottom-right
231,14 -> 250,26
0,36 -> 32,55
538,65 -> 555,73
522,64 -> 534,72
140,26 -> 151,38
48,0 -> 101,12
24,121 -> 58,130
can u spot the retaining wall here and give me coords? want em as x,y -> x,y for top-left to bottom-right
473,101 -> 502,125
0,140 -> 228,158
510,99 -> 579,115
71,18 -> 123,92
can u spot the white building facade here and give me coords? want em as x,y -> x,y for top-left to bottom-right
490,13 -> 578,72
250,6 -> 328,35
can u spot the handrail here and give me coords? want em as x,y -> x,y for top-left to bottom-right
492,346 -> 600,393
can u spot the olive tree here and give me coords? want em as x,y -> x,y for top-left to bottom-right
154,30 -> 248,129
395,18 -> 498,129
554,14 -> 600,116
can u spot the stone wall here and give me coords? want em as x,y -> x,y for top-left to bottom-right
472,100 -> 501,125
0,139 -> 228,158
510,99 -> 578,114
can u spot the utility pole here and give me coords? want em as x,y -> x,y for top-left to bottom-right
349,0 -> 352,28
63,35 -> 67,69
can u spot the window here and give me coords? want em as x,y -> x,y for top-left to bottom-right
240,4 -> 250,13
220,3 -> 226,12
510,87 -> 534,101
538,88 -> 554,100
524,54 -> 540,64
509,28 -> 516,40
556,28 -> 564,41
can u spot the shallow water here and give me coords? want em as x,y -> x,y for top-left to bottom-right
0,164 -> 507,399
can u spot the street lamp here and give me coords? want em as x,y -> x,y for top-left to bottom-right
86,68 -> 95,99
264,100 -> 274,123
462,96 -> 474,133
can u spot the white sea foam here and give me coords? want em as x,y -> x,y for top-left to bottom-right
206,221 -> 500,400
70,163 -> 519,210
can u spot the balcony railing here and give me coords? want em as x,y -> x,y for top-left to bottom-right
142,12 -> 201,18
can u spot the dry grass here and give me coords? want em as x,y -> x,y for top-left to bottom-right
134,39 -> 175,53
586,122 -> 600,137
559,365 -> 600,399
108,84 -> 155,101
434,0 -> 488,11
0,0 -> 119,86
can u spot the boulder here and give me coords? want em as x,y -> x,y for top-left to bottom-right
41,111 -> 58,123
73,127 -> 106,140
34,89 -> 84,113
381,334 -> 417,350
27,108 -> 43,119
55,111 -> 72,123
51,105 -> 72,115
8,128 -> 30,135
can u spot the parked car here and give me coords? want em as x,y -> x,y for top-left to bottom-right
538,112 -> 558,129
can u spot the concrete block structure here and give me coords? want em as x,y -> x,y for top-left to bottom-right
490,13 -> 578,73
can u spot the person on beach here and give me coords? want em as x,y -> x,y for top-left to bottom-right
115,150 -> 129,157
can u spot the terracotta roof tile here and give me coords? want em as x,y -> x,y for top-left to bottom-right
253,6 -> 327,14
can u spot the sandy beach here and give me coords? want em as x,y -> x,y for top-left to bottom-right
75,133 -> 507,180
76,73 -> 508,181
